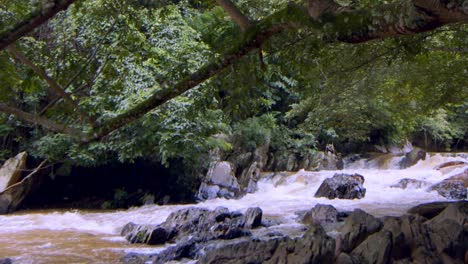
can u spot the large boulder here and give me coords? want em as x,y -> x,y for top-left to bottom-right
314,173 -> 366,200
196,162 -> 240,200
0,152 -> 27,192
0,153 -> 46,214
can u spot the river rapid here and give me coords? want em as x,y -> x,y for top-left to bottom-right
0,153 -> 466,263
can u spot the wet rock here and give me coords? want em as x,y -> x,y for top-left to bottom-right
407,201 -> 454,219
314,173 -> 366,200
351,230 -> 393,264
122,207 -> 263,246
121,222 -> 170,245
196,161 -> 240,201
243,207 -> 262,229
151,239 -> 198,264
390,178 -> 429,189
399,147 -> 426,169
444,168 -> 468,187
434,161 -> 466,170
198,224 -> 335,264
429,180 -> 467,199
0,259 -> 12,264
339,209 -> 382,252
301,204 -> 338,225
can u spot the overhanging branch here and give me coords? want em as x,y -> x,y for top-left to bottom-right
0,103 -> 88,141
0,0 -> 79,51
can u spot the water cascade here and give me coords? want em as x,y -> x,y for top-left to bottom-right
0,153 -> 466,263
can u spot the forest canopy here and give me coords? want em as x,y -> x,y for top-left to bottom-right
0,0 -> 467,167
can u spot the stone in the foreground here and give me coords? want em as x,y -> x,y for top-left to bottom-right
314,173 -> 366,199
429,180 -> 467,200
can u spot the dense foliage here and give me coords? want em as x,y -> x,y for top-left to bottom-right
0,0 -> 466,170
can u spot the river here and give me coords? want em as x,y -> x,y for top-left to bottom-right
0,152 -> 466,263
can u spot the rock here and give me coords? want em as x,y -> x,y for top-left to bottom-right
335,253 -> 363,264
0,259 -> 12,264
0,153 -> 45,214
399,215 -> 438,262
434,161 -> 466,170
407,201 -> 454,219
444,168 -> 468,187
429,180 -> 467,199
208,161 -> 239,189
314,173 -> 366,200
123,207 -> 263,246
382,217 -> 410,260
351,230 -> 393,264
301,204 -> 338,225
426,201 -> 467,227
339,209 -> 382,252
198,224 -> 335,264
0,152 -> 27,192
196,161 -> 240,200
151,239 -> 198,264
121,222 -> 170,244
390,178 -> 429,189
399,147 -> 426,169
427,219 -> 467,261
243,207 -> 262,229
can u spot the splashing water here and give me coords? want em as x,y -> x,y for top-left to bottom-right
0,153 -> 466,263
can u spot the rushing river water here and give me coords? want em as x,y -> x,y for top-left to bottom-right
0,153 -> 466,263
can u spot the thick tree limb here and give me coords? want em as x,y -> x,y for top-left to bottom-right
215,0 -> 252,30
0,103 -> 87,141
3,0 -> 467,141
6,46 -> 97,127
0,0 -> 79,51
308,0 -> 468,43
91,0 -> 468,141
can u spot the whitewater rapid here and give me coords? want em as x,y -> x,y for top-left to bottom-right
0,153 -> 466,263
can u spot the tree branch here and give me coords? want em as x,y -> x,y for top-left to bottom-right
0,0 -> 79,51
215,0 -> 252,30
90,0 -> 468,141
6,46 -> 97,127
0,103 -> 87,141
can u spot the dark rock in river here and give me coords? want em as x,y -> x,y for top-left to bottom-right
314,173 -> 366,200
390,178 -> 429,189
0,258 -> 12,264
122,206 -> 265,246
429,180 -> 467,200
434,160 -> 467,170
399,147 -> 426,169
122,202 -> 468,264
